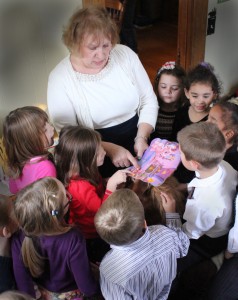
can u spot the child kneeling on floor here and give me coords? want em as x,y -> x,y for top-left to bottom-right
94,188 -> 189,300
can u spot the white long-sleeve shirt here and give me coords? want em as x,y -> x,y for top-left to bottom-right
47,44 -> 158,132
183,160 -> 238,239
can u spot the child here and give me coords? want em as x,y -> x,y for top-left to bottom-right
11,177 -> 99,299
94,188 -> 189,299
0,194 -> 17,292
0,291 -> 32,300
3,106 -> 56,194
177,122 -> 238,268
172,62 -> 221,183
172,62 -> 221,140
151,61 -> 186,141
208,98 -> 238,171
127,176 -> 186,226
55,125 -> 128,262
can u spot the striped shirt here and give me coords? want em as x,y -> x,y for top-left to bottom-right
100,213 -> 189,300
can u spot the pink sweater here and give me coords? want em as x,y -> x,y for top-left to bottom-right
9,156 -> 56,194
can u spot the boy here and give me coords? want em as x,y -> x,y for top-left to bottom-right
94,188 -> 189,300
177,122 -> 238,264
0,194 -> 17,292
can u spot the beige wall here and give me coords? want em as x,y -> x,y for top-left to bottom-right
205,0 -> 238,96
0,0 -> 82,135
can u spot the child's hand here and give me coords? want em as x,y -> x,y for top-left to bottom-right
106,170 -> 130,192
160,192 -> 176,213
225,250 -> 234,260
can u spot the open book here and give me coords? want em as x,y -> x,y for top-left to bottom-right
128,138 -> 181,186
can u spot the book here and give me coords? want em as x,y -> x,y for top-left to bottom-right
128,138 -> 181,186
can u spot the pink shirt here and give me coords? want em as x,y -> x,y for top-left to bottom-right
9,156 -> 56,194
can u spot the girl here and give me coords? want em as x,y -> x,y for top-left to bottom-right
208,98 -> 238,171
55,125 -> 128,262
151,61 -> 186,141
3,106 -> 56,194
172,62 -> 221,141
11,177 -> 99,299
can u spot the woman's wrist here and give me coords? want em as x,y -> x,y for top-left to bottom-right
134,135 -> 148,143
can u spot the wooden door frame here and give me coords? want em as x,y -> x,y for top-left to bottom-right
177,0 -> 209,71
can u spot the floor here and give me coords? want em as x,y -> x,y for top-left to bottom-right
136,20 -> 178,83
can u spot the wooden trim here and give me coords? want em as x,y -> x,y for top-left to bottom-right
177,0 -> 208,71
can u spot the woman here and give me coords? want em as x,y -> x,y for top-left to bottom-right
47,6 -> 158,177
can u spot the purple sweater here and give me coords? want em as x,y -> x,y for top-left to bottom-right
11,228 -> 98,298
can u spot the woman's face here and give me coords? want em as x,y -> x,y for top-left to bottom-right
74,33 -> 112,73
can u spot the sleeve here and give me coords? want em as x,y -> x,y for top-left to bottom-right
47,64 -> 78,133
182,200 -> 217,239
227,194 -> 238,253
11,232 -> 36,298
69,230 -> 99,296
129,50 -> 158,129
100,273 -> 132,300
70,181 -> 108,215
165,213 -> 190,258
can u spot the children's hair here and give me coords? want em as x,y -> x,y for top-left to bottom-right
55,125 -> 102,187
214,99 -> 238,145
0,291 -> 32,300
3,106 -> 50,177
185,62 -> 221,96
62,5 -> 119,51
94,189 -> 145,246
177,122 -> 226,168
154,61 -> 186,106
14,177 -> 70,278
128,176 -> 186,226
0,194 -> 11,228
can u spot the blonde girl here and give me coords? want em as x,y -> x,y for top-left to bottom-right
11,177 -> 99,300
152,61 -> 186,141
3,106 -> 56,194
55,125 -> 128,262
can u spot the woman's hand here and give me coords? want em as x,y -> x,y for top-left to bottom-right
160,192 -> 176,213
225,250 -> 234,260
106,170 -> 130,192
134,137 -> 149,159
103,142 -> 139,169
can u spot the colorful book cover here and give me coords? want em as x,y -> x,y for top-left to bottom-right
128,138 -> 181,186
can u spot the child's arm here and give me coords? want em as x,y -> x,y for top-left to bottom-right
161,192 -> 190,258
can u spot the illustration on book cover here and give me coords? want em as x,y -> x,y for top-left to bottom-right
129,138 -> 181,186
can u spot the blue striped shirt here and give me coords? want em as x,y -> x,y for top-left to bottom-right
100,213 -> 189,300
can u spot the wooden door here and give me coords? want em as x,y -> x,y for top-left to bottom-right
82,0 -> 105,7
177,0 -> 209,71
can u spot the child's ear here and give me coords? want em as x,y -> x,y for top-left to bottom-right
2,226 -> 12,238
225,129 -> 234,141
189,160 -> 200,171
184,88 -> 189,99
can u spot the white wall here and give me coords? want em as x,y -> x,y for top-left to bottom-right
0,0 -> 82,135
205,0 -> 238,96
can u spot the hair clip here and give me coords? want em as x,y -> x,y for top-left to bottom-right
228,97 -> 238,106
51,210 -> 59,216
157,61 -> 176,76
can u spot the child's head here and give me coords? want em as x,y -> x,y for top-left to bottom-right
3,106 -> 55,176
0,194 -> 17,238
94,189 -> 145,246
185,62 -> 221,113
128,177 -> 185,226
208,99 -> 238,147
154,61 -> 186,108
55,125 -> 104,186
0,291 -> 32,300
177,122 -> 226,170
14,177 -> 70,278
15,177 -> 70,237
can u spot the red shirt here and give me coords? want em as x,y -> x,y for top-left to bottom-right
68,178 -> 112,239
